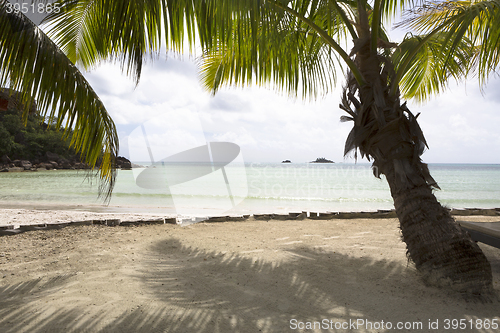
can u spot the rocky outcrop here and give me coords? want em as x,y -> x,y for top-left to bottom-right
116,156 -> 132,170
0,153 -> 133,172
310,157 -> 334,163
45,151 -> 60,162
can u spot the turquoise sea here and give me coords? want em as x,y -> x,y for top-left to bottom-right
0,163 -> 499,217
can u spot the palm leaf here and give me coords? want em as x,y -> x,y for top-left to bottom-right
380,0 -> 426,22
393,32 -> 475,101
199,15 -> 341,99
44,0 -> 272,83
400,0 -> 500,85
44,0 -> 167,84
44,0 -> 368,95
0,1 -> 118,200
196,0 -> 381,98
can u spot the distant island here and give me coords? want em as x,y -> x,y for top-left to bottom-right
310,157 -> 334,163
281,160 -> 292,163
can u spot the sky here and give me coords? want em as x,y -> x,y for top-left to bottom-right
81,55 -> 500,164
21,0 -> 500,164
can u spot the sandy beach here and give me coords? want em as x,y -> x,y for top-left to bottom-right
0,210 -> 499,333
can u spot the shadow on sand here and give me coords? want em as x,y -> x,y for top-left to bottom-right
0,238 -> 499,332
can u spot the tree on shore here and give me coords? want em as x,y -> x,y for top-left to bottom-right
0,1 -> 118,198
40,0 -> 499,298
0,89 -> 77,161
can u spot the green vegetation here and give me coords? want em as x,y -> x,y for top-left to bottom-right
0,107 -> 77,162
0,5 -> 118,198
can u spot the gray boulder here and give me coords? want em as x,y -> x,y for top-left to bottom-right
45,151 -> 60,162
73,162 -> 87,169
20,160 -> 32,170
38,162 -> 53,170
59,157 -> 71,169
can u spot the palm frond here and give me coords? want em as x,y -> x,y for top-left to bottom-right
0,1 -> 118,200
289,0 -> 357,44
44,0 -> 366,95
199,13 -> 341,100
400,0 -> 500,85
197,0 -> 381,98
393,32 -> 475,101
44,0 -> 166,84
44,0 -> 277,83
378,0 -> 433,24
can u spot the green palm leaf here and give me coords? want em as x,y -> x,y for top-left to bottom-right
393,32 -> 476,101
44,0 -> 166,84
199,7 -> 341,99
400,0 -> 500,85
0,1 -> 118,200
44,0 -> 365,94
44,0 -> 277,83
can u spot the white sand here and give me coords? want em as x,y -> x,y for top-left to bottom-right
0,208 -> 172,227
0,210 -> 499,332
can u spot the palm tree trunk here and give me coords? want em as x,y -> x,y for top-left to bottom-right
381,158 -> 493,297
341,36 -> 494,298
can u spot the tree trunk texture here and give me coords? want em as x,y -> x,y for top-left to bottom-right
341,33 -> 494,298
384,161 -> 493,298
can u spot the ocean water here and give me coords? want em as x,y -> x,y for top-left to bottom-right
0,163 -> 499,216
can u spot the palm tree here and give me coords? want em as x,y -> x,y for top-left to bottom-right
42,0 -> 497,297
397,0 -> 500,90
0,1 -> 118,199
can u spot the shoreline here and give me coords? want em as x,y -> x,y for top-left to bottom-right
1,207 -> 499,235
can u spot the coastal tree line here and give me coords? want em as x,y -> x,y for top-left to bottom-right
0,89 -> 131,171
0,89 -> 77,162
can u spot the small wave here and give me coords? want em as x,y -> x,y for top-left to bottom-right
244,195 -> 392,203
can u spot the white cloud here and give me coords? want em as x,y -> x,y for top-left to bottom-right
413,82 -> 500,164
82,55 -> 500,164
211,130 -> 258,147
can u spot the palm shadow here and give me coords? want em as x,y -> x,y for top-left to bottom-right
0,238 -> 499,333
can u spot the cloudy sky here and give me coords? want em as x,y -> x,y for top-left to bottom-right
81,53 -> 500,165
26,2 -> 500,165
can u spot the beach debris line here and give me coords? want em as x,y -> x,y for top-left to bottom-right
1,208 -> 498,236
